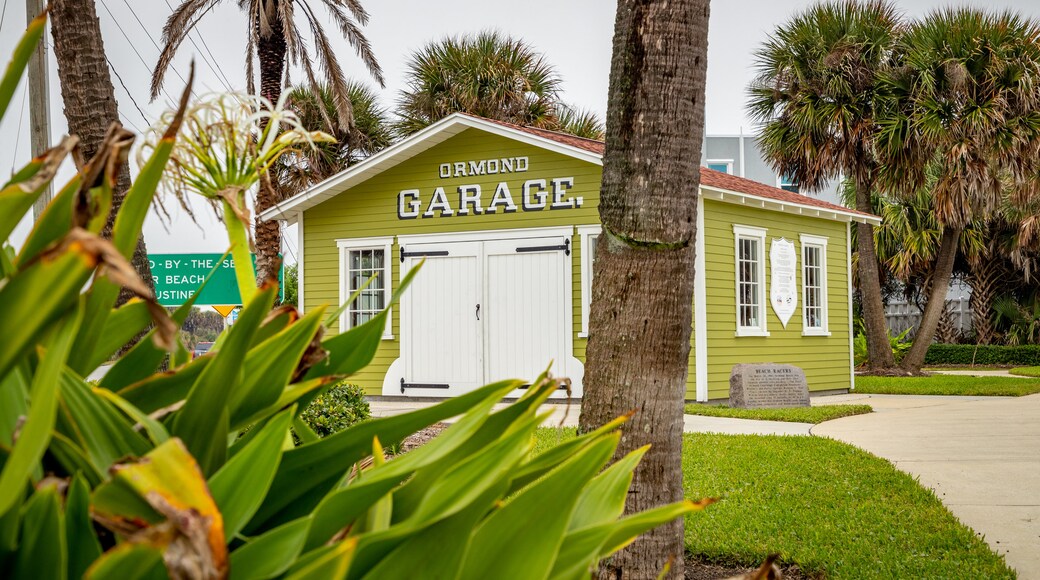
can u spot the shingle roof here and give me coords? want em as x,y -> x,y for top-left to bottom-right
474,114 -> 876,221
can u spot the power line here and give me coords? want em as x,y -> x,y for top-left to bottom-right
106,56 -> 147,133
118,0 -> 191,90
9,80 -> 26,174
97,0 -> 157,77
0,0 -> 10,32
160,0 -> 235,93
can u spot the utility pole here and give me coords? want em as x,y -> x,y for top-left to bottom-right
26,0 -> 52,221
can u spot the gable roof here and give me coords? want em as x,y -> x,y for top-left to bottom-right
259,112 -> 880,225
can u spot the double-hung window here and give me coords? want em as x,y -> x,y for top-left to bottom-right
337,237 -> 393,339
733,225 -> 768,336
800,234 -> 829,335
577,225 -> 601,337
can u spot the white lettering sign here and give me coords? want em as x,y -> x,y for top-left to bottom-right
770,238 -> 798,328
395,159 -> 583,220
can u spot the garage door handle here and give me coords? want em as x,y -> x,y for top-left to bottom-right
475,304 -> 480,320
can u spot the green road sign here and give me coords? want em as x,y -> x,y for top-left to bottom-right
149,253 -> 283,306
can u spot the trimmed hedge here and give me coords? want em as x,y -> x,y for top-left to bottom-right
299,381 -> 371,437
925,344 -> 1040,366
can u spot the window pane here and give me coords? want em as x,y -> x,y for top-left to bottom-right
346,248 -> 386,329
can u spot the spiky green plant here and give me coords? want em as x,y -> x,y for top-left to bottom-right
0,17 -> 701,579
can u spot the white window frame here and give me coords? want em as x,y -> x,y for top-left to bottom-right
337,236 -> 393,339
577,224 -> 602,338
800,234 -> 830,336
706,159 -> 734,174
733,224 -> 769,337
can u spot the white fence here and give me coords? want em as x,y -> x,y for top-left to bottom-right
885,294 -> 972,338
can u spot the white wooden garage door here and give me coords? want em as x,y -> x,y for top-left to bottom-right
400,232 -> 571,396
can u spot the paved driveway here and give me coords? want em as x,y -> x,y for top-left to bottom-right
813,393 -> 1040,579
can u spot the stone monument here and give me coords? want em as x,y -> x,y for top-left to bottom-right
729,363 -> 810,408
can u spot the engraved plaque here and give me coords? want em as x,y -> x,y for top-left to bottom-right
729,363 -> 810,409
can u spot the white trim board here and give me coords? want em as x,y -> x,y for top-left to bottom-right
700,186 -> 880,226
694,195 -> 708,401
397,225 -> 573,246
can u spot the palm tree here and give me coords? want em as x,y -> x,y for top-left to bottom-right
151,0 -> 383,288
395,31 -> 562,135
554,103 -> 605,140
576,0 -> 710,577
876,8 -> 1040,371
748,0 -> 902,371
50,0 -> 156,306
276,81 -> 393,195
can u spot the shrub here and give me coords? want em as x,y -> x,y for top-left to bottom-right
924,344 -> 1040,366
0,20 -> 697,579
299,381 -> 370,437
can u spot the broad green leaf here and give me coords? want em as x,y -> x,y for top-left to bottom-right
341,414 -> 541,575
84,543 -> 166,580
0,138 -> 75,242
0,363 -> 30,454
284,537 -> 357,580
292,414 -> 321,444
94,388 -> 170,445
98,256 -> 224,389
253,379 -> 519,535
387,378 -> 556,523
458,432 -> 619,579
0,244 -> 93,380
171,284 -> 276,476
0,11 -> 46,124
302,383 -> 529,551
12,483 -> 65,580
80,299 -> 153,373
510,412 -> 633,494
47,432 -> 103,487
546,500 -> 710,580
16,175 -> 81,264
233,376 -> 337,432
0,303 -> 80,517
92,439 -> 226,574
114,355 -> 211,413
56,371 -> 151,475
358,484 -> 505,580
66,475 -> 102,580
568,445 -> 649,532
209,408 -> 292,541
227,517 -> 311,580
229,306 -> 326,424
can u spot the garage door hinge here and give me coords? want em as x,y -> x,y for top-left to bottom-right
515,238 -> 570,255
400,378 -> 451,393
400,247 -> 450,262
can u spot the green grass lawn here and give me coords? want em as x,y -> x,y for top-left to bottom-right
534,429 -> 1013,579
682,404 -> 871,424
855,374 -> 1040,396
1009,366 -> 1040,377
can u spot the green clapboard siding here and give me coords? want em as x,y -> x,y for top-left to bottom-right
303,128 -> 602,394
701,199 -> 852,400
301,125 -> 851,400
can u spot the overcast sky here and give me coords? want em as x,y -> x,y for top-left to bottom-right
1,0 -> 1039,258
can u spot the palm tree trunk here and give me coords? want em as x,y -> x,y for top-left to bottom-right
854,176 -> 896,370
901,226 -> 962,371
968,257 -> 1001,345
254,6 -> 288,289
577,1 -> 709,578
50,0 -> 155,308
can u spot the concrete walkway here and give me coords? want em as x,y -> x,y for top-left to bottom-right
369,399 -> 814,436
814,393 -> 1040,578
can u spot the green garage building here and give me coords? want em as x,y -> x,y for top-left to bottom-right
260,113 -> 879,401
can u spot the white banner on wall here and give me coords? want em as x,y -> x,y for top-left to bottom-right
770,238 -> 798,328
